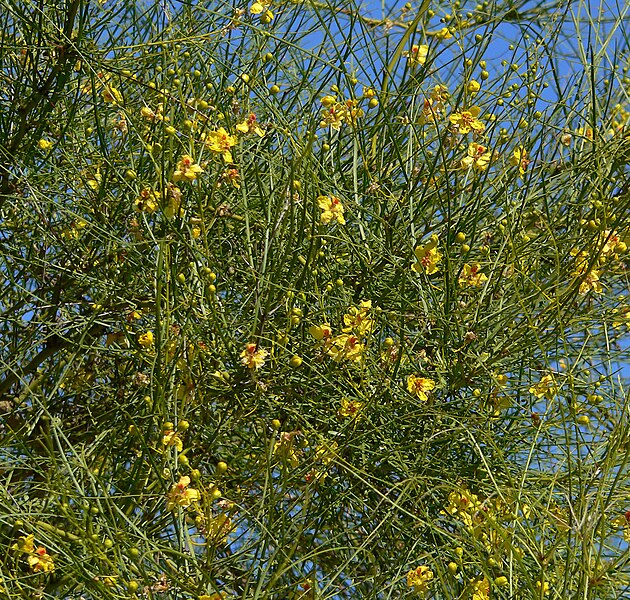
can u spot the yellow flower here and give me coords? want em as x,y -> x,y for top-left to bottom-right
166,476 -> 200,510
206,513 -> 233,545
467,79 -> 481,94
11,534 -> 35,554
199,594 -> 227,600
138,331 -> 154,347
342,300 -> 374,336
165,183 -> 183,219
571,249 -> 603,294
274,431 -> 300,467
319,104 -> 345,130
12,536 -> 54,573
509,146 -> 530,175
407,375 -> 436,401
309,323 -> 333,341
102,85 -> 123,105
250,0 -> 270,15
135,188 -> 160,213
327,334 -> 365,363
173,155 -> 204,182
240,343 -> 268,369
469,577 -> 490,600
458,263 -> 488,287
611,511 -> 630,542
338,398 -> 364,420
320,95 -> 336,107
140,103 -> 164,122
162,430 -> 183,452
38,139 -> 53,150
449,106 -> 485,135
317,195 -> 345,225
462,142 -> 492,171
612,306 -> 630,329
406,565 -> 433,593
203,127 -> 237,163
444,488 -> 482,518
529,374 -> 558,399
435,27 -> 453,40
402,44 -> 429,67
535,580 -> 550,596
235,113 -> 265,137
412,235 -> 442,274
28,546 -> 55,573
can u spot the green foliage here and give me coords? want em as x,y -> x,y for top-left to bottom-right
0,0 -> 628,598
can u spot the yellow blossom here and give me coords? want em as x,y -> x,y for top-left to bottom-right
535,580 -> 550,596
342,300 -> 374,335
38,139 -> 53,150
571,249 -> 603,294
462,142 -> 492,171
320,95 -> 336,107
274,431 -> 300,467
413,235 -> 442,274
319,103 -> 346,130
206,513 -> 233,545
162,430 -> 183,452
102,85 -> 123,105
173,155 -> 204,182
402,44 -> 429,67
135,188 -> 160,213
338,398 -> 364,420
529,374 -> 558,399
28,546 -> 55,573
469,577 -> 490,600
407,375 -> 436,401
203,127 -> 237,163
509,146 -> 530,176
458,263 -> 488,287
11,534 -> 35,554
250,0 -> 270,15
236,113 -> 265,137
406,565 -> 433,593
12,536 -> 54,573
327,334 -> 365,363
140,104 -> 164,122
612,511 -> 630,542
309,323 -> 333,341
435,27 -> 453,40
318,195 -> 345,225
166,475 -> 200,510
449,106 -> 485,135
240,343 -> 268,369
165,183 -> 183,219
138,331 -> 154,348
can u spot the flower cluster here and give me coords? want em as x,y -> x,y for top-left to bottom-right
166,475 -> 200,511
412,234 -> 442,274
319,95 -> 365,130
406,564 -> 433,593
240,343 -> 268,369
11,534 -> 55,573
309,301 -> 375,364
317,194 -> 345,225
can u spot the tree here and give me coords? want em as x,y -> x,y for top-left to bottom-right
0,0 -> 628,598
